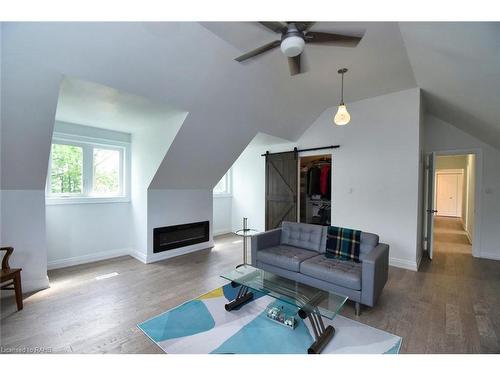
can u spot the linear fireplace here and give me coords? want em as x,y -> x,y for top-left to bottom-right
153,221 -> 210,253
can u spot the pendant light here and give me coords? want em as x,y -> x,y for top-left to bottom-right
334,68 -> 351,126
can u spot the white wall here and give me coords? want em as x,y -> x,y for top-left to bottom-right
130,112 -> 186,261
146,189 -> 214,263
229,89 -> 422,270
298,88 -> 422,270
416,91 -> 425,267
46,203 -> 132,269
231,145 -> 267,233
44,122 -> 134,269
213,196 -> 232,235
1,190 -> 50,292
424,114 -> 500,261
231,140 -> 294,233
465,154 -> 476,241
1,34 -> 61,291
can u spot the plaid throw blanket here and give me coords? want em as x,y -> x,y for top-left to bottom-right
326,226 -> 361,263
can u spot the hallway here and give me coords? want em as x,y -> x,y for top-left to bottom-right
434,216 -> 472,255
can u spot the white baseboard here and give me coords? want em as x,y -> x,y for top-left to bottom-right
416,252 -> 423,271
22,275 -> 50,293
47,248 -> 131,270
128,249 -> 147,263
478,251 -> 500,261
213,229 -> 232,236
145,240 -> 214,263
465,231 -> 473,244
47,241 -> 216,270
389,257 -> 418,271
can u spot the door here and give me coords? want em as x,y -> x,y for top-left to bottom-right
265,152 -> 298,230
424,153 -> 437,259
436,171 -> 463,217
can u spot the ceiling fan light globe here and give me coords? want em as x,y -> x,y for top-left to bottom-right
280,36 -> 305,57
334,104 -> 351,126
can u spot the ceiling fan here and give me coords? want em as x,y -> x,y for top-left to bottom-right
235,22 -> 364,76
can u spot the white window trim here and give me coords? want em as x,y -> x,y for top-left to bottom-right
46,132 -> 131,205
213,168 -> 232,198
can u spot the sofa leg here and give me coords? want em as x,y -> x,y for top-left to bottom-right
355,302 -> 361,316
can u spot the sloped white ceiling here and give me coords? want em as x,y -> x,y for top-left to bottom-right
2,22 -> 497,191
400,22 -> 500,149
201,22 -> 417,107
1,22 -> 314,189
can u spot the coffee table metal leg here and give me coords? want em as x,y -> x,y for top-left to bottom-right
298,306 -> 335,354
225,285 -> 254,311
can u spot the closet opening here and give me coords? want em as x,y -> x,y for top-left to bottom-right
299,154 -> 332,225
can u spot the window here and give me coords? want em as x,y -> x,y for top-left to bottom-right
93,148 -> 121,196
49,143 -> 83,195
213,169 -> 232,196
46,133 -> 130,204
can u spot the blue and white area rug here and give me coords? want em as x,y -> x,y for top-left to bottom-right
138,283 -> 402,354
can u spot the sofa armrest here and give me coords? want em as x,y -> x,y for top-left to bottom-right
251,228 -> 282,266
361,243 -> 389,307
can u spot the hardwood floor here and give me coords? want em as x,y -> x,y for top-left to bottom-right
1,233 -> 499,353
434,216 -> 472,255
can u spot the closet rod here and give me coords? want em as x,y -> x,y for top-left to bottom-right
261,145 -> 339,157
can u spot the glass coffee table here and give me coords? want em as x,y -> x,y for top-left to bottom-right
220,265 -> 348,354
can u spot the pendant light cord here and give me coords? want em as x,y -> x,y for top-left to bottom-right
337,68 -> 348,105
341,71 -> 344,105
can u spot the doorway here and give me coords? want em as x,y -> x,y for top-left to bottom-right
264,150 -> 333,230
424,152 -> 478,259
298,154 -> 332,225
435,169 -> 464,217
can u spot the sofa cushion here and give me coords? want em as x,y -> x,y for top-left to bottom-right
257,245 -> 319,272
360,232 -> 379,256
281,221 -> 324,252
300,255 -> 362,290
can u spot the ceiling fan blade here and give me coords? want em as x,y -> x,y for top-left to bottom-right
292,22 -> 315,32
259,22 -> 288,34
305,32 -> 363,47
288,55 -> 301,76
235,40 -> 281,62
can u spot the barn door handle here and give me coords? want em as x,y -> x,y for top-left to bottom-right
427,209 -> 438,213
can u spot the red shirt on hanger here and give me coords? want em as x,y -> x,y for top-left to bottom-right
320,165 -> 331,196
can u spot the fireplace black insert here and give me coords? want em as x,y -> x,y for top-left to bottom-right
153,221 -> 210,253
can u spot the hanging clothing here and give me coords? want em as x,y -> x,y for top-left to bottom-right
320,165 -> 331,196
307,167 -> 321,196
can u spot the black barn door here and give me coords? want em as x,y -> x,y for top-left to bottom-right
265,152 -> 298,230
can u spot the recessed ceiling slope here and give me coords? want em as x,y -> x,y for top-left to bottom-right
399,22 -> 500,149
56,77 -> 187,134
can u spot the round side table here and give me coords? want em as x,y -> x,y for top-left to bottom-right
234,218 -> 260,268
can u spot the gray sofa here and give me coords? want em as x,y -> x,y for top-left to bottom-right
251,221 -> 389,315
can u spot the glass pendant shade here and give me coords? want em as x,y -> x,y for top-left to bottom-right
334,68 -> 350,126
334,104 -> 351,126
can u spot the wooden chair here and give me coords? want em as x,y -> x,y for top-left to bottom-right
1,246 -> 23,310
